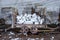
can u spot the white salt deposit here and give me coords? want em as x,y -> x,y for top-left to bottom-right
50,36 -> 54,40
24,21 -> 33,24
16,13 -> 44,24
35,22 -> 39,24
8,32 -> 15,35
40,18 -> 44,24
11,38 -> 20,40
41,38 -> 44,40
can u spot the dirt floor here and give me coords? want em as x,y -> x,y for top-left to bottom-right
0,32 -> 60,40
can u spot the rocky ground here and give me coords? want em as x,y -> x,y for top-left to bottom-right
0,32 -> 60,40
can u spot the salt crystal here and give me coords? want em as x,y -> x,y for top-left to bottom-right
8,32 -> 15,35
35,22 -> 39,24
41,38 -> 44,40
50,36 -> 54,40
40,18 -> 44,24
24,21 -> 33,24
9,36 -> 12,38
